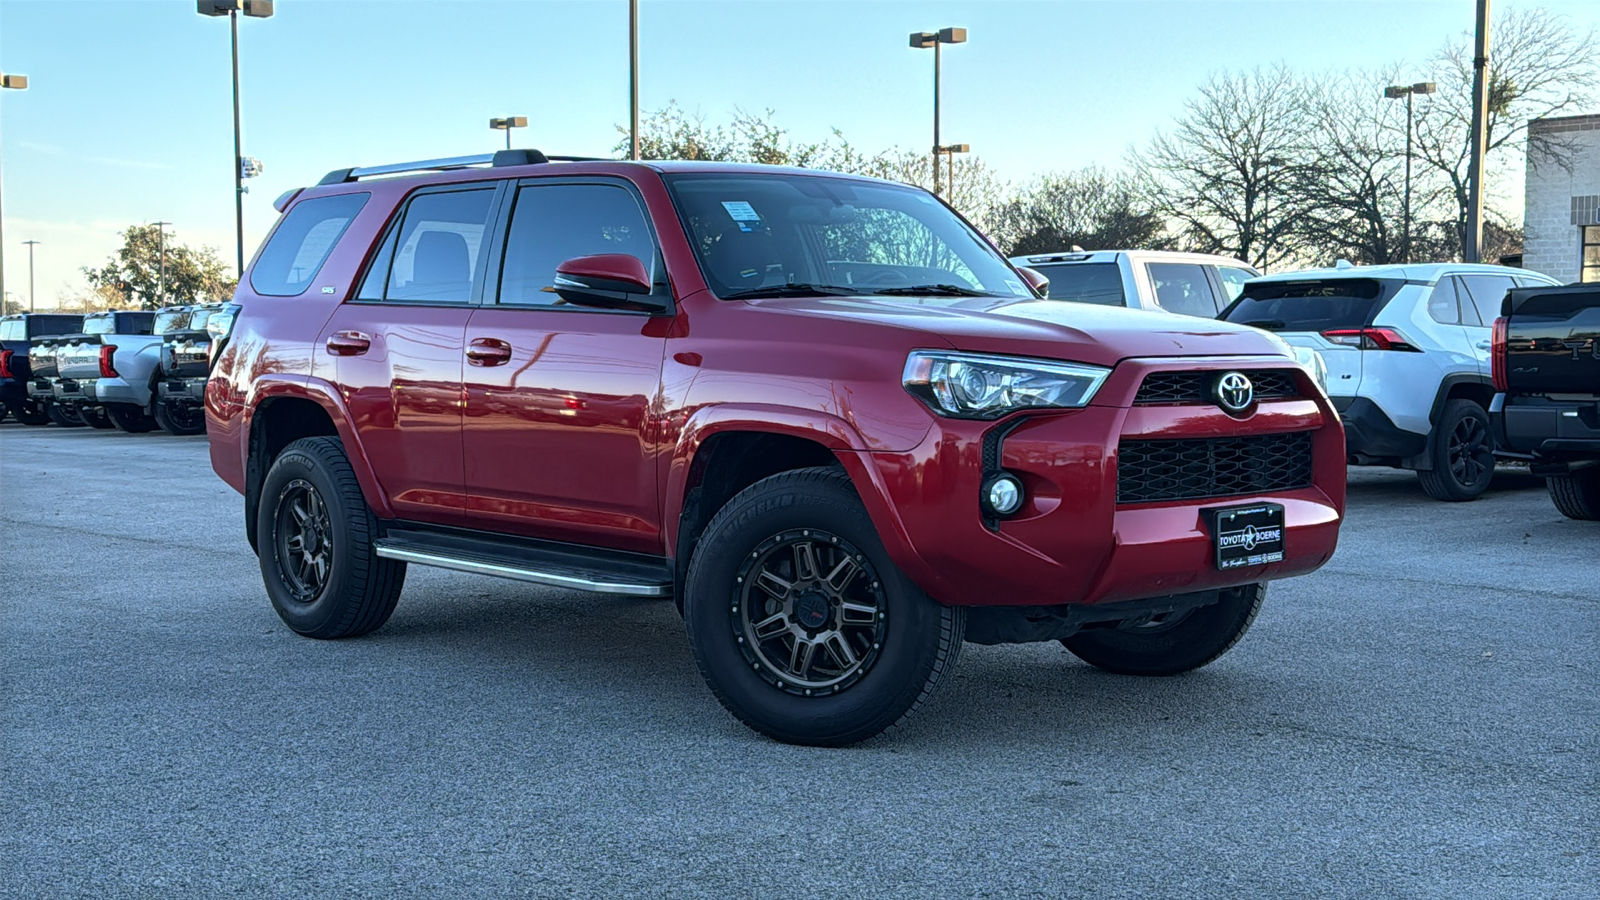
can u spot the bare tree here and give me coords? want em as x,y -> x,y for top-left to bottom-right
1412,6 -> 1598,260
1142,66 -> 1315,269
988,167 -> 1167,257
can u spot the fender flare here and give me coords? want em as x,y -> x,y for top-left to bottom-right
244,374 -> 396,519
663,404 -> 923,579
1412,373 -> 1497,470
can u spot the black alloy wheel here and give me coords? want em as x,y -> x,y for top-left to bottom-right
154,400 -> 207,436
1418,399 -> 1495,501
734,528 -> 887,696
274,479 -> 335,602
11,400 -> 52,426
46,403 -> 85,427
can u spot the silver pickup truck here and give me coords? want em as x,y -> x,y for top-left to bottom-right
53,310 -> 160,432
152,303 -> 225,435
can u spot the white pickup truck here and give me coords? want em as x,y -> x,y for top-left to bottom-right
1008,249 -> 1261,319
53,310 -> 161,432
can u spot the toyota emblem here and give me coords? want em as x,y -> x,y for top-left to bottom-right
1214,372 -> 1255,413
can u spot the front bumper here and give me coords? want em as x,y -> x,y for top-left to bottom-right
855,358 -> 1345,608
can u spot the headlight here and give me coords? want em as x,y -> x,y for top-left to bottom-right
903,350 -> 1110,419
1290,346 -> 1329,397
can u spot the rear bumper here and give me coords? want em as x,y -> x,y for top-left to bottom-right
61,376 -> 149,407
158,377 -> 207,403
1334,396 -> 1427,461
855,359 -> 1345,608
1492,394 -> 1600,462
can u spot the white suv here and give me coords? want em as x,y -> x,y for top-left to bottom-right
1009,250 -> 1260,318
1219,262 -> 1560,501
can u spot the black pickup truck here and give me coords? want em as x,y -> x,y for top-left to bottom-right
1,313 -> 86,425
1491,282 -> 1600,519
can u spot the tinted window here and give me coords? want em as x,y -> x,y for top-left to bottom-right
1030,263 -> 1125,306
383,189 -> 496,303
497,183 -> 657,307
154,310 -> 192,334
251,193 -> 369,297
1426,279 -> 1466,325
1223,278 -> 1392,332
1146,262 -> 1218,317
1584,225 -> 1599,284
1215,266 -> 1255,304
1458,274 -> 1517,326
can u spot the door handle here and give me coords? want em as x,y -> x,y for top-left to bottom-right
466,337 -> 513,366
326,331 -> 372,356
1475,340 -> 1492,351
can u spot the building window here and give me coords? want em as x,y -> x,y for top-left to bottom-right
1584,225 -> 1600,283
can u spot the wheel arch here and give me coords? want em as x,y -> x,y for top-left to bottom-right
243,376 -> 392,551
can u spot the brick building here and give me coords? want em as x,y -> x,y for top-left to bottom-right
1523,113 -> 1600,284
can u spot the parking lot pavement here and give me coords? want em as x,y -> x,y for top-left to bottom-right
1,423 -> 1594,899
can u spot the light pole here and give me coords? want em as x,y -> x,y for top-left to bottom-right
489,117 -> 528,150
153,222 -> 172,306
0,72 -> 29,312
198,0 -> 273,278
1384,81 -> 1436,263
22,239 -> 39,313
1465,0 -> 1491,263
629,0 -> 640,160
937,143 -> 969,199
909,27 -> 966,197
1260,156 -> 1287,270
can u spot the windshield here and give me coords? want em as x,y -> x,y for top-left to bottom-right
1028,262 -> 1126,306
1221,278 -> 1395,332
663,173 -> 1032,300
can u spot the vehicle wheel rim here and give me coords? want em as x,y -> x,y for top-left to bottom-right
275,479 -> 334,602
1448,416 -> 1491,486
732,528 -> 887,695
170,404 -> 202,431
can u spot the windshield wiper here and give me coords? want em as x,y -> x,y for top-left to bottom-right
868,283 -> 996,297
722,283 -> 862,300
1240,319 -> 1287,330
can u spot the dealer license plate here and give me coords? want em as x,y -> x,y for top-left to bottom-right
1211,503 -> 1285,570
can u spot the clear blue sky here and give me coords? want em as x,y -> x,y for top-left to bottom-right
2,0 -> 1597,306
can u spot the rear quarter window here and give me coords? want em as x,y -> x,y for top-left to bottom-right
1031,263 -> 1126,306
251,193 -> 370,297
0,319 -> 22,342
1222,278 -> 1396,333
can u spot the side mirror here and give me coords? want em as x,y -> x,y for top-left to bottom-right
552,254 -> 669,313
1017,266 -> 1050,298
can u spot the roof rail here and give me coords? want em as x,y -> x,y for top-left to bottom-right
318,148 -> 613,185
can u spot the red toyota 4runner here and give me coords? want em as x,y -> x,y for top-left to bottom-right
207,151 -> 1345,746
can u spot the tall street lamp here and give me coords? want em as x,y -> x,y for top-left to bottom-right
198,0 -> 273,278
489,116 -> 528,150
937,143 -> 969,199
909,27 -> 966,197
1465,0 -> 1491,263
22,239 -> 40,313
629,0 -> 640,160
0,72 -> 29,311
154,221 -> 173,306
1384,81 -> 1437,263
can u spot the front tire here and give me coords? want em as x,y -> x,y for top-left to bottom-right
1417,399 -> 1494,501
257,436 -> 406,639
1546,467 -> 1600,521
1061,583 -> 1266,676
153,400 -> 206,436
683,467 -> 964,747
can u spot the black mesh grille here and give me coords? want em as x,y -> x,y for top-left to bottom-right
1117,431 -> 1314,504
1134,370 -> 1300,405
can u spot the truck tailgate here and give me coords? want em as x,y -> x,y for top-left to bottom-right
55,336 -> 105,381
1504,284 -> 1600,394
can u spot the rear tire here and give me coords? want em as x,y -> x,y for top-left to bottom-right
1060,583 -> 1266,676
46,403 -> 84,428
257,436 -> 406,639
1417,399 -> 1494,501
1546,468 -> 1600,521
11,400 -> 51,426
105,403 -> 156,433
683,467 -> 964,746
81,405 -> 117,429
153,400 -> 207,436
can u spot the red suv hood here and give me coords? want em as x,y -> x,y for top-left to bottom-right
746,295 -> 1291,367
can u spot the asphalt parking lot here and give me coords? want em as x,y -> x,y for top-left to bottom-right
1,424 -> 1595,899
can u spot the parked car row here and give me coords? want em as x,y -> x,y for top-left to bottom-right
0,304 -> 230,436
1015,248 -> 1561,502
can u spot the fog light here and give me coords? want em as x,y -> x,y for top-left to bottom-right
984,473 -> 1024,517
